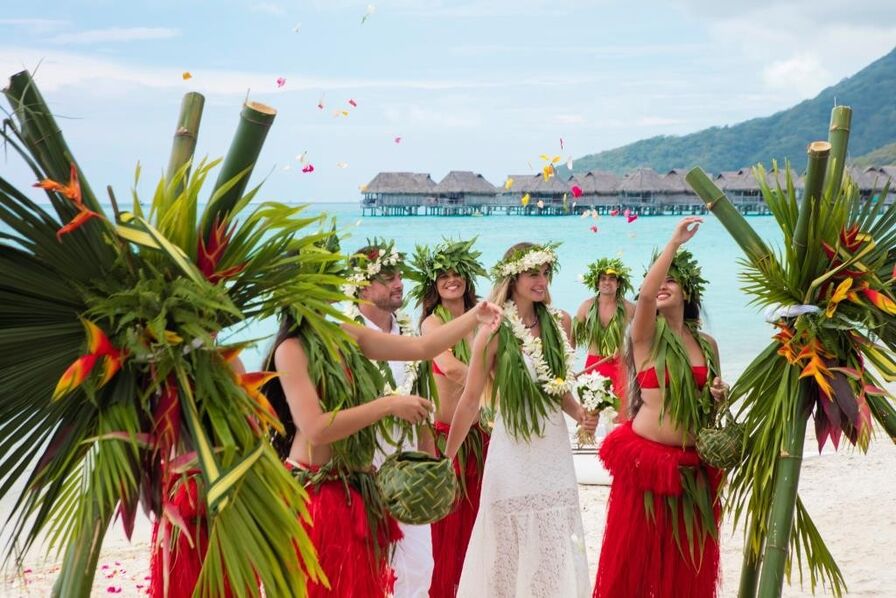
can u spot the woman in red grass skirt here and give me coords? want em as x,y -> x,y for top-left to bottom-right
410,238 -> 490,597
574,257 -> 634,420
594,218 -> 730,598
267,298 -> 501,597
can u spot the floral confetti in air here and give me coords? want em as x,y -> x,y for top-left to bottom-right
560,137 -> 564,150
627,213 -> 639,223
292,22 -> 301,33
504,177 -> 514,190
610,209 -> 619,217
348,99 -> 358,107
566,157 -> 574,170
181,72 -> 192,80
276,77 -> 286,88
590,225 -> 598,233
317,94 -> 325,109
336,162 -> 349,169
297,151 -> 309,164
394,136 -> 402,143
302,164 -> 314,173
571,185 -> 583,198
536,200 -> 545,209
521,193 -> 530,206
361,4 -> 376,24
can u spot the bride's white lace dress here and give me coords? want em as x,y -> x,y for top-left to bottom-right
457,377 -> 590,597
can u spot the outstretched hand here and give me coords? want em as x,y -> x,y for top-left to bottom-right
671,216 -> 702,246
473,301 -> 503,333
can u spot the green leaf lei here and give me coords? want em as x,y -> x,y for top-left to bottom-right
573,299 -> 627,356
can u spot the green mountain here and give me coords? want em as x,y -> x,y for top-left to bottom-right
853,142 -> 896,168
571,47 -> 896,175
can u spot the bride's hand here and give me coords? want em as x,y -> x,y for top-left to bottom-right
580,410 -> 598,433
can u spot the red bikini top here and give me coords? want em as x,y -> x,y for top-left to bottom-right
636,365 -> 708,390
432,360 -> 445,376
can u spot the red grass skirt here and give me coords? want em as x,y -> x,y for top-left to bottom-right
429,421 -> 489,598
295,466 -> 403,598
149,475 -> 221,598
594,422 -> 722,598
585,354 -> 628,421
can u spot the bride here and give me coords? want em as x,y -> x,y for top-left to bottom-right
445,242 -> 597,598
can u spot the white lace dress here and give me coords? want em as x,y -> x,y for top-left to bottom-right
456,369 -> 591,597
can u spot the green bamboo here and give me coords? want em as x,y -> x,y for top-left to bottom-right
686,168 -> 770,264
204,100 -> 276,236
824,106 -> 852,202
165,91 -> 205,193
792,141 -> 831,260
3,71 -> 100,212
739,551 -> 761,598
757,381 -> 811,598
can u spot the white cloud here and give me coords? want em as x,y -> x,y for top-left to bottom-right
762,54 -> 831,97
636,116 -> 686,127
249,2 -> 287,16
49,27 -> 181,45
553,114 -> 585,125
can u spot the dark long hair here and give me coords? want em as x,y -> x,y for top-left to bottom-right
418,273 -> 478,327
261,311 -> 301,459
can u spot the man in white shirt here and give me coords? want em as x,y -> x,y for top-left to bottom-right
353,240 -> 434,598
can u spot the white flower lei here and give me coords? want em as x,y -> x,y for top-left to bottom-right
342,246 -> 402,298
496,247 -> 557,279
502,300 -> 576,397
344,304 -> 420,396
575,371 -> 615,412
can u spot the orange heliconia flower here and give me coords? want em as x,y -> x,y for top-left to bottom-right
34,164 -> 104,241
53,320 -> 126,401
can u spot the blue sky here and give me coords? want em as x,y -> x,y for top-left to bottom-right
1,0 -> 894,203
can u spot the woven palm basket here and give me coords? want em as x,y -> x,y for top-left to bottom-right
377,451 -> 458,525
696,410 -> 746,470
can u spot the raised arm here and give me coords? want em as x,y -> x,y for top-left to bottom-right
344,300 -> 501,362
275,338 -> 431,446
445,324 -> 500,460
420,314 -> 468,386
631,217 -> 702,345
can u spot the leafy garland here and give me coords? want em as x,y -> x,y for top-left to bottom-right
646,316 -> 719,435
433,304 -> 471,364
407,238 -> 486,307
647,247 -> 708,303
580,256 -> 633,297
573,299 -> 627,357
491,301 -> 575,440
343,237 -> 405,298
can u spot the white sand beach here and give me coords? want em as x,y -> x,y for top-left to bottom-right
3,430 -> 894,597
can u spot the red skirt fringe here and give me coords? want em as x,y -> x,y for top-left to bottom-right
429,421 -> 489,598
149,475 -> 224,598
585,354 -> 628,421
298,469 -> 403,598
594,422 -> 722,598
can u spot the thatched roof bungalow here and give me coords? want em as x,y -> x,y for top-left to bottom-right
433,171 -> 497,205
362,172 -> 437,207
568,171 -> 620,206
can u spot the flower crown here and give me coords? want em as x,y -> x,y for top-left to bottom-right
344,237 -> 405,298
491,242 -> 561,281
407,237 -> 486,306
647,247 -> 707,302
580,257 -> 632,297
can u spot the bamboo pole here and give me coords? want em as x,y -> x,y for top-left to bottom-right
824,106 -> 852,202
685,168 -> 770,264
204,101 -> 276,237
757,141 -> 831,598
739,551 -> 761,598
165,91 -> 205,194
3,70 -> 100,212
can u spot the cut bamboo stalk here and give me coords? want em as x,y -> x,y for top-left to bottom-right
824,106 -> 852,202
4,70 -> 101,212
204,101 -> 276,236
165,92 -> 205,194
792,141 -> 831,259
686,167 -> 770,265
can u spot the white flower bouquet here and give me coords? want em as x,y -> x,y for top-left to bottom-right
575,371 -> 618,446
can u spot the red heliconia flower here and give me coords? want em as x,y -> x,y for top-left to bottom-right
197,217 -> 246,283
862,288 -> 896,315
840,224 -> 862,253
53,320 -> 126,401
34,164 -> 104,241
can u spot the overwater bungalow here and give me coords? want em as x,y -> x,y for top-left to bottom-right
567,170 -> 620,213
617,167 -> 671,215
361,172 -> 437,215
848,166 -> 895,203
426,170 -> 498,215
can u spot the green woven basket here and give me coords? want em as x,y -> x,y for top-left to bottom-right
696,408 -> 746,470
376,451 -> 458,525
